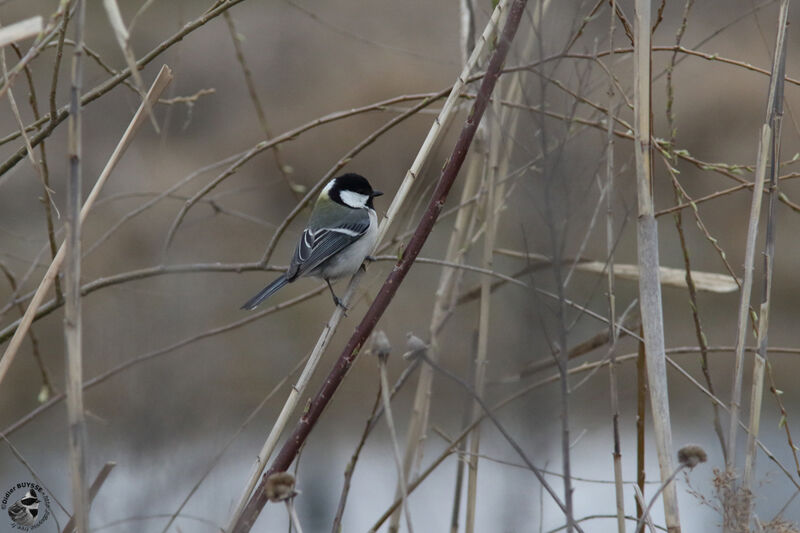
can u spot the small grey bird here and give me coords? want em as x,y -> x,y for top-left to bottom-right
242,173 -> 382,310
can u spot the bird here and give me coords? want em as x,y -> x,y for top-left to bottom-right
242,173 -> 383,310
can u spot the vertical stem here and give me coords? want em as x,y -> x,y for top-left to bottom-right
605,5 -> 624,531
449,333 -> 477,533
392,149 -> 481,533
65,0 -> 88,531
633,1 -> 680,531
379,358 -> 415,533
726,115 -> 771,471
740,1 -> 789,525
636,325 -> 647,528
465,93 -> 499,533
386,3 -> 514,529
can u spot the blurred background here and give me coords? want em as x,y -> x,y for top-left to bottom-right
1,0 -> 800,531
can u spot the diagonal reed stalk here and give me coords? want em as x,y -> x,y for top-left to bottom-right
633,1 -> 681,531
229,2 -> 529,530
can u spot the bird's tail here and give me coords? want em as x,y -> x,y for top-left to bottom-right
241,274 -> 290,310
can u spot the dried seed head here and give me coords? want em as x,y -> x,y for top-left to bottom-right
370,330 -> 392,359
265,472 -> 297,502
403,333 -> 428,360
677,444 -> 708,469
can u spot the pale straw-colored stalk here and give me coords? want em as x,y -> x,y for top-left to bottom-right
392,7 -> 543,531
740,0 -> 789,526
464,72 -> 505,533
633,0 -> 681,530
606,4 -> 624,530
0,16 -> 42,48
65,1 -> 88,529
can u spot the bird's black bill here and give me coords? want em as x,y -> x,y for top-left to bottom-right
372,190 -> 383,197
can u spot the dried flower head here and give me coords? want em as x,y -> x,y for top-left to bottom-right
370,330 -> 391,359
403,333 -> 428,360
265,472 -> 297,502
678,444 -> 708,469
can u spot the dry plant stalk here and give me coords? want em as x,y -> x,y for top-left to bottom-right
740,0 -> 790,528
391,135 -> 481,533
64,1 -> 88,530
395,8 -> 546,530
62,462 -> 116,533
0,16 -> 42,48
377,353 -> 415,533
605,4 -> 625,531
633,0 -> 681,531
101,0 -> 158,132
464,86 -> 502,533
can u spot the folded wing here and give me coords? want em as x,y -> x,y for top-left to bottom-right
287,211 -> 370,280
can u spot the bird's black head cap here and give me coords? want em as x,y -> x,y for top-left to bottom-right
331,173 -> 383,208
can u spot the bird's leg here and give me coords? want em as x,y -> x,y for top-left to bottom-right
326,279 -> 348,313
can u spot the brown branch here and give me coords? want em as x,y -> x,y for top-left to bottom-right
230,1 -> 529,530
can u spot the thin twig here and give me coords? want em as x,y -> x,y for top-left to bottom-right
397,349 -> 579,531
9,42 -> 61,302
663,0 -> 727,463
330,387 -> 381,533
330,356 -> 421,531
633,485 -> 658,533
378,354 -> 414,533
2,435 -> 70,515
2,284 -> 328,440
223,11 -> 295,196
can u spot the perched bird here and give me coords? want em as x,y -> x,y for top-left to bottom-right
242,173 -> 383,310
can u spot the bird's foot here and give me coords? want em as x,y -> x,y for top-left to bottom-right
333,295 -> 349,316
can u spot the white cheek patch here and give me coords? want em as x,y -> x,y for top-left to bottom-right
339,190 -> 369,208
